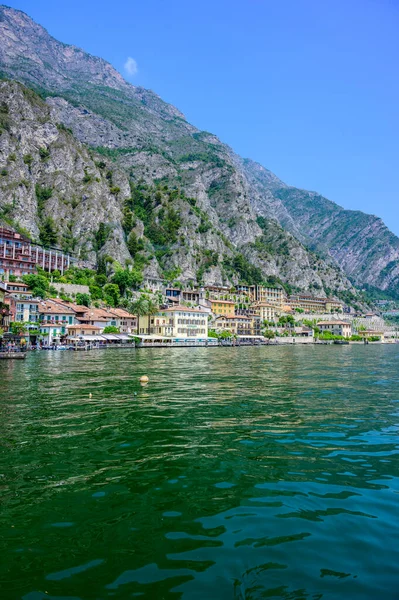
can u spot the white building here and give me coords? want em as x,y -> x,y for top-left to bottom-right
317,320 -> 352,338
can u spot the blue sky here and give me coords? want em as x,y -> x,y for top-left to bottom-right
6,0 -> 399,234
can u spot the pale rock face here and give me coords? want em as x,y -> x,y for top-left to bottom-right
0,5 -> 398,297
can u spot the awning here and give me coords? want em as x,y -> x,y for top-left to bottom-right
136,335 -> 167,340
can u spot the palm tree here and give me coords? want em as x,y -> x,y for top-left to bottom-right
125,293 -> 161,336
147,298 -> 161,335
126,296 -> 149,335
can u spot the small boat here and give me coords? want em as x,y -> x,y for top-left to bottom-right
333,340 -> 349,345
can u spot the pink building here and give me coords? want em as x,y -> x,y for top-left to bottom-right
0,226 -> 74,277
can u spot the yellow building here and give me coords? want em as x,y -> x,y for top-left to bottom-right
210,299 -> 235,317
139,306 -> 208,339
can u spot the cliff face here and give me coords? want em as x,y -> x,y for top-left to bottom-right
0,5 -> 396,297
242,159 -> 399,293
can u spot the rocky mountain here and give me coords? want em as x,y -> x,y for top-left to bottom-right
0,5 -> 397,298
242,159 -> 399,294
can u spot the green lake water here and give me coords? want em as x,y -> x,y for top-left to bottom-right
0,345 -> 398,599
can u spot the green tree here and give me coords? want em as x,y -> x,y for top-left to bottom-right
76,293 -> 91,307
23,154 -> 33,169
111,266 -> 143,296
264,329 -> 276,339
10,322 -> 28,335
125,295 -> 159,335
103,283 -> 120,307
103,325 -> 120,334
39,147 -> 50,161
39,217 -> 58,247
219,330 -> 233,339
278,315 -> 295,327
93,223 -> 111,252
22,274 -> 49,298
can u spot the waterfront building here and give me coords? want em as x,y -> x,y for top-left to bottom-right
54,303 -> 122,331
294,326 -> 314,338
107,308 -> 137,333
0,226 -> 73,277
138,306 -> 208,339
66,324 -> 101,340
213,315 -> 253,337
317,320 -> 352,338
0,282 -> 10,330
38,300 -> 76,345
357,329 -> 385,341
234,307 -> 263,335
54,301 -> 90,320
75,307 -> 120,330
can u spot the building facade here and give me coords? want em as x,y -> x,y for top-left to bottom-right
289,294 -> 343,313
0,226 -> 74,277
317,320 -> 352,338
253,302 -> 278,322
138,306 -> 208,339
38,300 -> 76,344
214,315 -> 253,336
249,285 -> 286,308
14,299 -> 40,323
210,299 -> 235,317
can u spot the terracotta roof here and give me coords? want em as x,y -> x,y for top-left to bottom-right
163,305 -> 208,313
108,308 -> 136,319
210,299 -> 235,305
255,302 -> 276,308
7,282 -> 29,288
215,315 -> 252,321
54,301 -> 90,313
38,300 -> 75,314
67,324 -> 100,330
317,321 -> 350,326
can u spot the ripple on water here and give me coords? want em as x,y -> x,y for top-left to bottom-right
1,345 -> 399,599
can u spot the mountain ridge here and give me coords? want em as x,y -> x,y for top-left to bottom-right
0,5 -> 398,299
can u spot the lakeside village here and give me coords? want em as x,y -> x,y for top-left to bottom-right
0,224 -> 397,355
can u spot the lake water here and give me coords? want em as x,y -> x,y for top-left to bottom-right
0,345 -> 398,599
